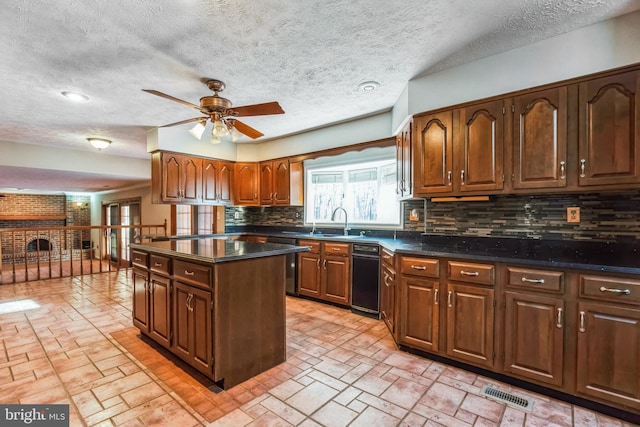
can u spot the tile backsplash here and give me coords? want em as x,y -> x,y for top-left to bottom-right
225,191 -> 639,242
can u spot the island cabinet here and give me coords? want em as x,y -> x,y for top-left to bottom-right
503,266 -> 565,387
202,159 -> 234,205
297,239 -> 351,306
129,242 -> 289,389
398,256 -> 440,352
576,70 -> 640,188
511,87 -> 568,190
151,152 -> 202,204
380,248 -> 397,336
576,274 -> 640,411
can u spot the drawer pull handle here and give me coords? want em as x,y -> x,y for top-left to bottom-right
411,265 -> 426,270
184,270 -> 195,276
154,262 -> 162,267
521,277 -> 545,284
447,291 -> 453,307
460,270 -> 479,276
599,286 -> 630,295
332,247 -> 341,251
556,308 -> 563,329
579,311 -> 586,332
383,255 -> 392,260
134,257 -> 142,262
434,288 -> 439,305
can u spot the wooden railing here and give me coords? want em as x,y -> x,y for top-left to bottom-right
0,221 -> 167,284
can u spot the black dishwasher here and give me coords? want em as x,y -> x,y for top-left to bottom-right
351,243 -> 380,318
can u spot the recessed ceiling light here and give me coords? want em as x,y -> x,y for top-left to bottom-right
61,91 -> 89,102
358,81 -> 380,92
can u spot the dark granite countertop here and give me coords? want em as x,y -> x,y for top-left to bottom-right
130,238 -> 309,264
151,229 -> 639,275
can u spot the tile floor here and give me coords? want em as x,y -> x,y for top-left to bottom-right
0,270 -> 637,426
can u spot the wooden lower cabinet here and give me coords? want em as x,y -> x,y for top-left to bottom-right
132,267 -> 149,331
446,283 -> 495,369
149,273 -> 171,348
173,282 -> 213,376
297,240 -> 351,306
576,301 -> 640,410
399,276 -> 439,352
381,263 -> 396,335
503,292 -> 564,386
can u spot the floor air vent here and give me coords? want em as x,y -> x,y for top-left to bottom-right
481,385 -> 534,411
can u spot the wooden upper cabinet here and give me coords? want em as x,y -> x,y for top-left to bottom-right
259,161 -> 274,205
512,87 -> 568,190
396,119 -> 413,199
413,111 -> 454,195
152,152 -> 202,204
457,100 -> 504,193
234,162 -> 260,205
203,159 -> 234,205
578,70 -> 640,187
260,159 -> 295,206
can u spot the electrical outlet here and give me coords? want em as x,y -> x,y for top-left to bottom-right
234,212 -> 240,220
567,207 -> 580,223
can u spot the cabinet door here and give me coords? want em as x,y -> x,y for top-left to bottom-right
513,88 -> 568,189
322,255 -> 350,306
235,163 -> 259,205
161,154 -> 182,203
576,302 -> 640,410
173,283 -> 191,359
446,283 -> 495,369
218,161 -> 234,204
381,265 -> 396,334
149,274 -> 171,348
578,70 -> 640,186
399,276 -> 439,352
457,100 -> 504,192
298,253 -> 321,298
504,292 -> 564,386
396,120 -> 413,198
414,111 -> 454,195
181,156 -> 202,203
132,268 -> 149,332
273,160 -> 291,205
202,159 -> 220,204
260,161 -> 274,205
190,286 -> 213,376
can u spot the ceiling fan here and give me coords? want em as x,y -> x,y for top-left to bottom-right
143,79 -> 284,143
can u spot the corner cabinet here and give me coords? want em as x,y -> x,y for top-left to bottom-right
151,152 -> 202,204
577,70 -> 640,187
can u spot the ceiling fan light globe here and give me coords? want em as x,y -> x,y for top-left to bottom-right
230,126 -> 243,142
212,119 -> 229,137
210,136 -> 222,145
188,121 -> 206,140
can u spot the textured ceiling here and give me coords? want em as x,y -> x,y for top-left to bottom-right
0,0 -> 639,193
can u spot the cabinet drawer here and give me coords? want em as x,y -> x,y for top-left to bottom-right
448,261 -> 494,285
400,257 -> 440,278
324,242 -> 350,256
298,239 -> 321,254
150,254 -> 170,275
579,274 -> 640,306
174,260 -> 212,288
506,267 -> 563,293
381,249 -> 395,269
131,250 -> 148,268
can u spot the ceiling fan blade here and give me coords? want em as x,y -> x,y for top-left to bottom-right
232,119 -> 264,139
142,89 -> 201,110
230,102 -> 284,117
160,117 -> 208,127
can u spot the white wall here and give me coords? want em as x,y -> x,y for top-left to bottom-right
394,9 -> 640,131
92,185 -> 171,228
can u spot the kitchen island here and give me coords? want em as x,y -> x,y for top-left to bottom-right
129,238 -> 308,389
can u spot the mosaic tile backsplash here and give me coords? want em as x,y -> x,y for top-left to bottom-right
225,191 -> 639,242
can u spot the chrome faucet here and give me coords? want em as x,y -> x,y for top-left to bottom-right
331,207 -> 350,236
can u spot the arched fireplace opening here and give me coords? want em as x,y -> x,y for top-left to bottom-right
27,238 -> 53,252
